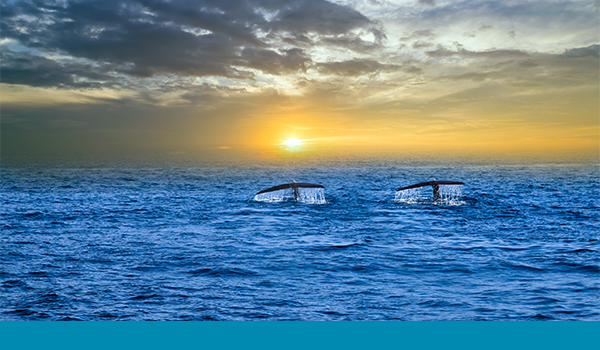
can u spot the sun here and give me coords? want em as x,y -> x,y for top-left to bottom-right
282,138 -> 302,147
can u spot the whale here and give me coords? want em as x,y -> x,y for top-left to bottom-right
257,182 -> 324,201
397,180 -> 464,200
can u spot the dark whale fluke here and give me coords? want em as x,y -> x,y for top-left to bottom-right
257,182 -> 325,200
396,180 -> 464,200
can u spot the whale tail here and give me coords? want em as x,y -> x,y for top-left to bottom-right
257,182 -> 325,201
396,180 -> 464,200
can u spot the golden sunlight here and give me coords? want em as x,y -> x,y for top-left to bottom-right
282,138 -> 302,147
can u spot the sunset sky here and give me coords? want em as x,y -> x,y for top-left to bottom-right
1,0 -> 598,160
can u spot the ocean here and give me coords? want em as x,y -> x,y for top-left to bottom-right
1,157 -> 598,320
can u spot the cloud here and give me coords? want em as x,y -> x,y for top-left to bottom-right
561,45 -> 599,59
236,48 -> 311,74
0,49 -> 117,89
264,0 -> 380,37
316,58 -> 400,76
441,72 -> 489,82
50,119 -> 88,129
418,0 -> 436,6
385,0 -> 598,57
400,29 -> 436,41
0,0 -> 384,86
412,40 -> 434,49
426,44 -> 599,87
1,0 -> 598,159
425,46 -> 529,59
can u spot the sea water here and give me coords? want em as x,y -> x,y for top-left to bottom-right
1,158 -> 598,320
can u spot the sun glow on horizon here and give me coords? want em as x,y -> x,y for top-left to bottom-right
282,138 -> 302,147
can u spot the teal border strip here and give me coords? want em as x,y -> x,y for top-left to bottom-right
1,321 -> 598,350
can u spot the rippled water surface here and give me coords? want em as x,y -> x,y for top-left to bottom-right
1,159 -> 598,320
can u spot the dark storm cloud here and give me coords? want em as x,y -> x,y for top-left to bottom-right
0,0 -> 383,88
0,49 -> 117,89
265,0 -> 381,37
138,0 -> 267,47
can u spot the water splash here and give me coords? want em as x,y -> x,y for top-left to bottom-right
394,185 -> 464,205
394,188 -> 425,203
254,187 -> 326,204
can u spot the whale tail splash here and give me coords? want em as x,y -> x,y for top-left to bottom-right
396,180 -> 464,200
255,182 -> 326,203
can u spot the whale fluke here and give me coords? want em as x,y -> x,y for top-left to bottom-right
396,180 -> 464,192
255,182 -> 325,203
397,180 -> 464,199
257,182 -> 324,196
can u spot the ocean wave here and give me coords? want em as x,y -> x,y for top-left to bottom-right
2,162 -> 599,320
188,267 -> 259,277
